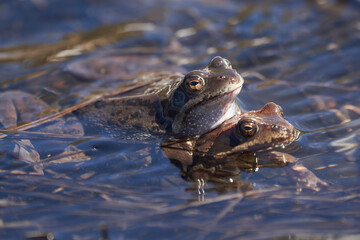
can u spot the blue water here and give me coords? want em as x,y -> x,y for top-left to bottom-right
0,0 -> 360,239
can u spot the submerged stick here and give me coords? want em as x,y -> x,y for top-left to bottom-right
0,129 -> 94,140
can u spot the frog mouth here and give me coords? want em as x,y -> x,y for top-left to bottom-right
255,128 -> 300,152
214,140 -> 294,159
179,85 -> 242,128
259,141 -> 293,152
173,85 -> 242,135
188,85 -> 242,112
184,70 -> 244,113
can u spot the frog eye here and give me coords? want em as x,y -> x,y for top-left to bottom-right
185,75 -> 205,92
237,120 -> 258,138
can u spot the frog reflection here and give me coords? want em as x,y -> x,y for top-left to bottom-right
74,56 -> 243,139
162,103 -> 328,191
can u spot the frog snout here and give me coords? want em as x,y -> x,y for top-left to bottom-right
232,71 -> 244,85
215,70 -> 243,85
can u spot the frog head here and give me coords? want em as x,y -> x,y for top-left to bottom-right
166,56 -> 244,137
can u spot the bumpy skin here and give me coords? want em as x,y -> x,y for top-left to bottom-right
75,56 -> 244,140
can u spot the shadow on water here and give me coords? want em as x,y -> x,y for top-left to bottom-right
0,0 -> 360,239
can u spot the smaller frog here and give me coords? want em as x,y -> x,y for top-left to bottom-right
201,102 -> 298,158
162,103 -> 328,191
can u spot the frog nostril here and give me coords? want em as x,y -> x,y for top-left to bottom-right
230,77 -> 239,84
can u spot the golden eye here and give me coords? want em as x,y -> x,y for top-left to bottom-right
237,120 -> 258,137
185,75 -> 205,91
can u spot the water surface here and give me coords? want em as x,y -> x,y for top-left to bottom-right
0,0 -> 360,239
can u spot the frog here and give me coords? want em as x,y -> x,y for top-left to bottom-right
0,56 -> 244,173
73,56 -> 244,140
162,102 -> 328,191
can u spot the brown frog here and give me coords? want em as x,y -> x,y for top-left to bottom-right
0,56 -> 243,173
74,56 -> 243,139
162,102 -> 328,191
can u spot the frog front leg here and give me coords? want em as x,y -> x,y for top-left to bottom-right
257,151 -> 328,191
